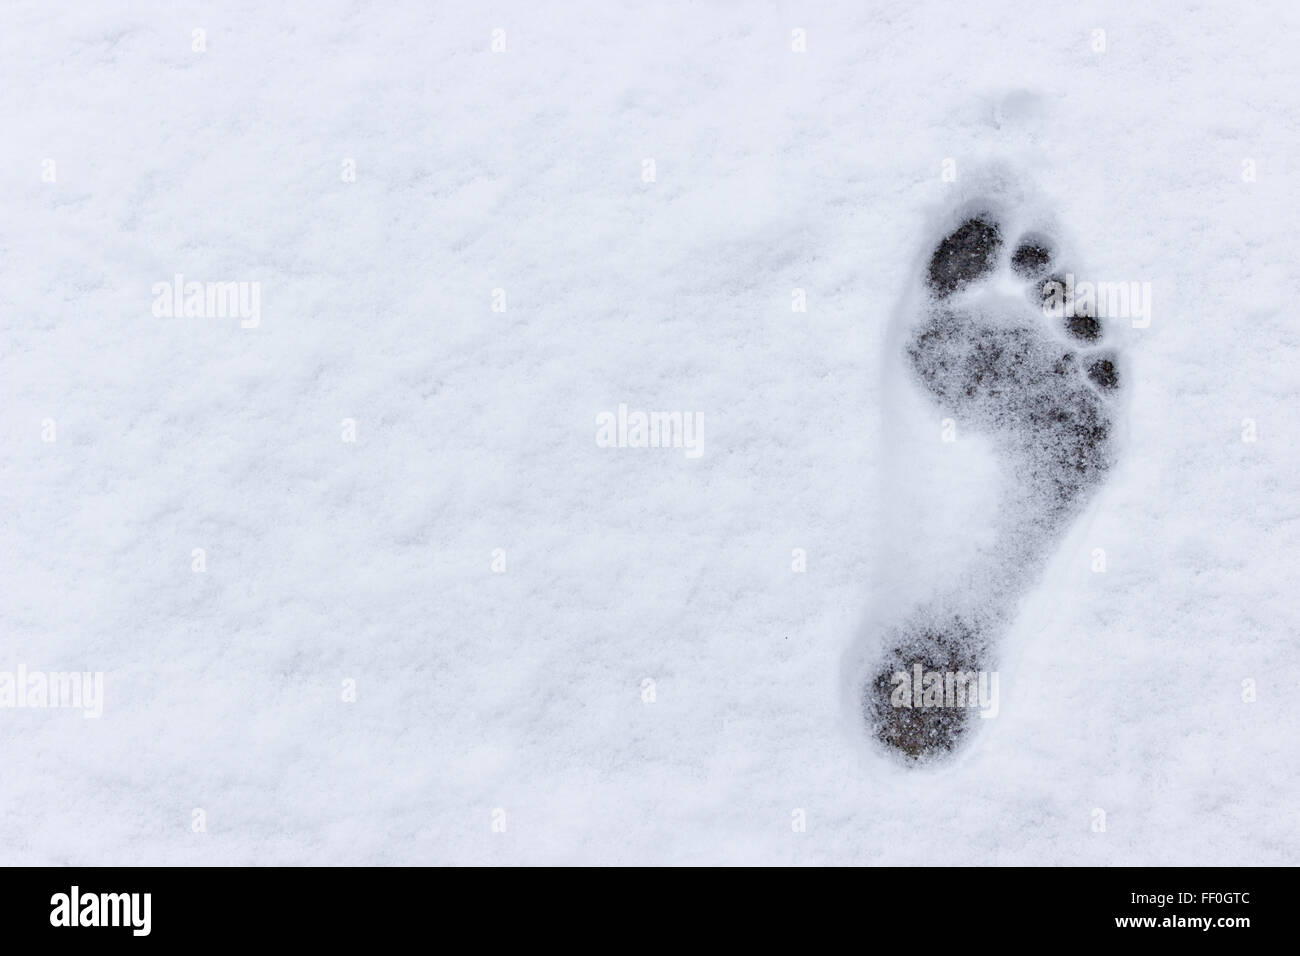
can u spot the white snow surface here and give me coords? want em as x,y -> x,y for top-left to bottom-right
2,0 -> 1298,865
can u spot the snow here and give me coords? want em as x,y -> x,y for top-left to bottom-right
1,0 -> 1297,864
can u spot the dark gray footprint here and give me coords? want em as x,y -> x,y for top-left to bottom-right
865,212 -> 1124,761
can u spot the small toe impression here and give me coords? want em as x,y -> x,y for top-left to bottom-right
1034,272 -> 1102,342
1010,235 -> 1054,279
927,216 -> 1002,297
1032,272 -> 1067,310
1086,355 -> 1119,390
1067,314 -> 1102,342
